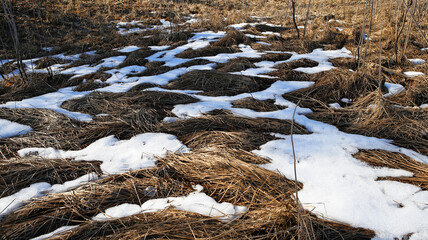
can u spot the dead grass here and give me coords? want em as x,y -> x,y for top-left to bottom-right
283,68 -> 385,109
232,97 -> 285,112
216,58 -> 257,72
34,57 -> 71,69
275,58 -> 319,70
212,29 -> 253,47
354,149 -> 428,191
388,78 -> 428,107
0,167 -> 193,239
42,150 -> 374,240
61,90 -> 198,117
0,157 -> 101,198
0,73 -> 74,103
157,113 -> 310,137
179,130 -> 276,153
165,70 -> 276,96
176,45 -> 238,58
309,96 -> 428,155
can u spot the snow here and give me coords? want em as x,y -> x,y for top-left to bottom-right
18,133 -> 188,174
0,87 -> 93,121
408,58 -> 425,65
0,119 -> 32,138
0,173 -> 97,218
116,46 -> 140,53
341,98 -> 352,103
252,117 -> 428,239
30,226 -> 78,240
403,71 -> 425,77
149,45 -> 170,51
384,82 -> 405,97
93,185 -> 247,222
329,103 -> 342,109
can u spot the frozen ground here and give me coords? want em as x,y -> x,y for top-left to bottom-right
0,18 -> 427,240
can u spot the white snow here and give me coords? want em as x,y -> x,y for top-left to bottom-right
116,46 -> 140,53
0,87 -> 93,121
93,185 -> 247,222
149,45 -> 170,51
408,58 -> 425,65
253,122 -> 428,239
30,226 -> 78,240
18,133 -> 188,174
0,119 -> 32,138
403,71 -> 425,77
329,103 -> 342,109
384,82 -> 405,97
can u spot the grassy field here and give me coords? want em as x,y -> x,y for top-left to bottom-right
0,0 -> 427,239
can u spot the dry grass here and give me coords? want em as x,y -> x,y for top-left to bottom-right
354,149 -> 428,191
0,73 -> 74,103
0,157 -> 101,198
283,68 -> 385,109
157,113 -> 310,137
232,97 -> 286,112
165,70 -> 276,96
309,96 -> 428,155
0,149 -> 375,239
0,0 -> 427,239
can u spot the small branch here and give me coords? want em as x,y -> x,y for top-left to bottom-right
303,0 -> 311,39
291,0 -> 300,38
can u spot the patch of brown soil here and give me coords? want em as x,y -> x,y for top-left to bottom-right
329,57 -> 358,70
255,24 -> 288,33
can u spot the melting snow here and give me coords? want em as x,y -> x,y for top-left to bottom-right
0,119 -> 32,138
403,71 -> 425,77
93,185 -> 247,222
408,58 -> 425,65
18,133 -> 188,174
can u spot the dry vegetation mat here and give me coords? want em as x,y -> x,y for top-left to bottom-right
0,0 -> 427,239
